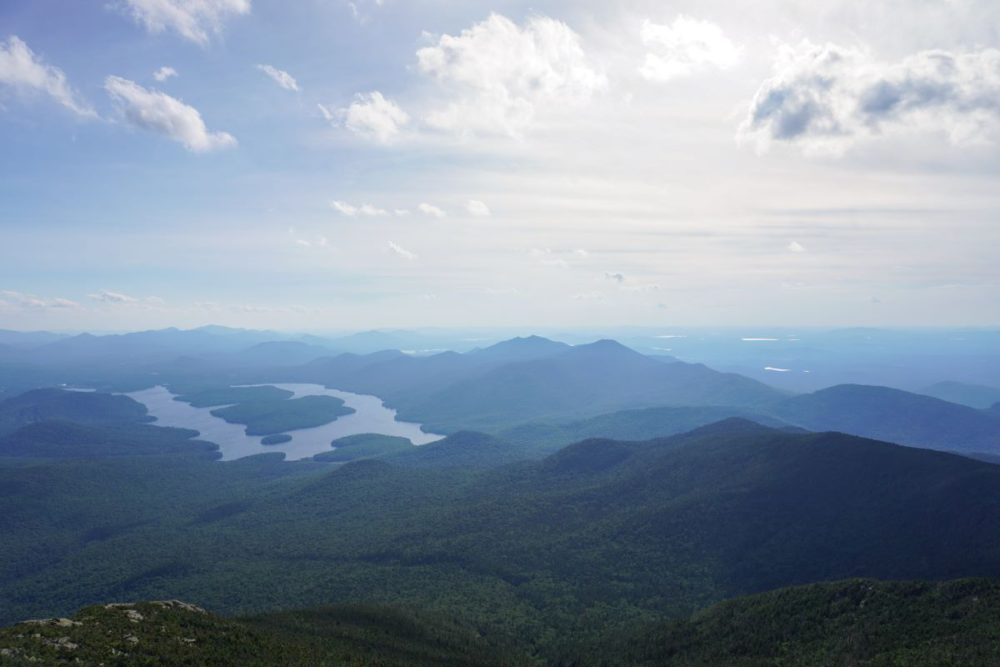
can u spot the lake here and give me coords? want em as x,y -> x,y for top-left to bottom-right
127,383 -> 443,461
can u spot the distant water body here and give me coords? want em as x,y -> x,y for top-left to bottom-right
127,383 -> 443,461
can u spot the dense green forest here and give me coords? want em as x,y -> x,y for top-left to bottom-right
210,395 -> 355,435
4,579 -> 1000,666
3,405 -> 1000,662
0,600 -> 515,666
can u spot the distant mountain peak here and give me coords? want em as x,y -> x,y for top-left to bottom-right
472,335 -> 569,360
565,339 -> 644,359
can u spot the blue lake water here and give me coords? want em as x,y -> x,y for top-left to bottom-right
126,383 -> 443,461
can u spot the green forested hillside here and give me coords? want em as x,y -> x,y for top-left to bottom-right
626,578 -> 1000,666
5,420 -> 1000,661
0,389 -> 150,436
4,580 -> 1000,666
0,600 -> 514,666
173,384 -> 294,408
0,420 -> 218,459
210,395 -> 355,435
315,433 -> 414,462
499,405 -> 793,451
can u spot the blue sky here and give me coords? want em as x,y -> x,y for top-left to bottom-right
1,0 -> 999,331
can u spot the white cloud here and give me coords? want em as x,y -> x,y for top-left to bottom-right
787,241 -> 807,253
0,36 -> 94,117
573,248 -> 590,259
330,200 -> 388,217
418,203 -> 446,218
640,16 -> 742,81
340,91 -> 408,143
121,0 -> 250,45
88,290 -> 167,307
256,64 -> 298,91
0,290 -> 79,310
393,209 -> 411,217
153,66 -> 178,82
605,271 -> 626,283
105,75 -> 237,152
741,42 -> 1000,153
317,103 -> 335,122
465,200 -> 491,217
295,239 -> 312,247
88,290 -> 138,303
417,13 -> 606,136
388,241 -> 417,260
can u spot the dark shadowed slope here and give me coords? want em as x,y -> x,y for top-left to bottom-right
0,389 -> 150,436
499,405 -> 793,451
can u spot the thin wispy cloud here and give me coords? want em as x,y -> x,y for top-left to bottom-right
0,290 -> 79,310
418,203 -> 446,218
121,0 -> 251,45
330,200 -> 388,217
256,64 -> 298,91
388,241 -> 417,260
88,290 -> 138,304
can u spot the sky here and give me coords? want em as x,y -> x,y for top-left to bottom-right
1,0 -> 999,332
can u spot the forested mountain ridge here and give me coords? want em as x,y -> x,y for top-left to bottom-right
5,419 -> 1000,660
768,384 -> 1000,452
4,579 -> 1000,666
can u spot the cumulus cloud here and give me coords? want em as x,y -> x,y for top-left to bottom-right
0,36 -> 94,117
604,271 -> 626,283
153,66 -> 178,81
465,200 -> 491,217
330,200 -> 388,217
418,203 -> 446,218
741,42 -> 1000,153
639,16 -> 742,81
121,0 -> 250,45
0,290 -> 79,310
256,64 -> 298,91
787,241 -> 807,253
417,13 -> 606,136
339,91 -> 408,143
105,76 -> 237,152
388,241 -> 417,260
